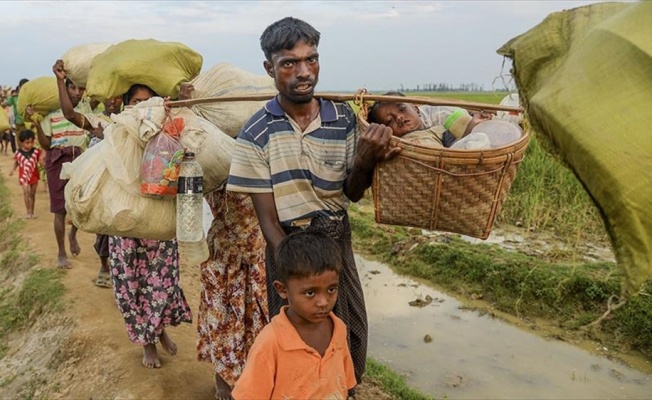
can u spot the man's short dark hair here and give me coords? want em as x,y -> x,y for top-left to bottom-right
274,231 -> 341,283
260,17 -> 320,61
18,129 -> 35,142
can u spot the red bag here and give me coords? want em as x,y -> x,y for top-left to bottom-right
140,117 -> 185,198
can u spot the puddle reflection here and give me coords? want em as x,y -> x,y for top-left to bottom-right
358,255 -> 651,399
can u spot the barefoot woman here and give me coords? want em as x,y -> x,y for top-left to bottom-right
109,84 -> 192,368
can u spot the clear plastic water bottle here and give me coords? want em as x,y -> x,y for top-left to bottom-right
176,151 -> 204,242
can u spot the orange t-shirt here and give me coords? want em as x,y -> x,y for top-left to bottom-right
232,306 -> 356,399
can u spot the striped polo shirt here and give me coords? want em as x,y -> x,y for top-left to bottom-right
227,97 -> 358,226
41,105 -> 91,149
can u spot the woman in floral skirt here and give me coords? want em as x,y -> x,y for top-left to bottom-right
197,187 -> 267,399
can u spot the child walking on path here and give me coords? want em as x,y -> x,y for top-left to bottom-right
9,129 -> 42,219
232,231 -> 356,399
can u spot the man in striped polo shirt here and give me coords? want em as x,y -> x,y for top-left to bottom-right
30,65 -> 90,269
227,16 -> 399,389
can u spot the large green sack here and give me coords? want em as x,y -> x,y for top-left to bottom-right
17,77 -> 60,120
0,107 -> 10,132
61,42 -> 113,88
85,39 -> 202,101
497,2 -> 652,295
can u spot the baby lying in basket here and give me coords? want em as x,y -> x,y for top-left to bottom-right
367,92 -> 521,149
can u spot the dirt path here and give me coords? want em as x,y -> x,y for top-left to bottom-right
0,154 -> 388,399
1,154 -> 216,398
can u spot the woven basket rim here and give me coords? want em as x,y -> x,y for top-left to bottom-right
356,110 -> 529,161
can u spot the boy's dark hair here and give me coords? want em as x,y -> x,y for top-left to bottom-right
18,78 -> 29,89
18,129 -> 35,142
368,91 -> 406,123
260,17 -> 320,61
122,84 -> 158,106
274,231 -> 341,283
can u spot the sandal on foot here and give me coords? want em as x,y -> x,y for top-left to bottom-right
94,272 -> 111,288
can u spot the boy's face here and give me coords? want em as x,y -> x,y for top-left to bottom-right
372,102 -> 423,137
21,138 -> 35,151
264,40 -> 320,105
66,83 -> 85,107
274,269 -> 339,325
104,96 -> 123,114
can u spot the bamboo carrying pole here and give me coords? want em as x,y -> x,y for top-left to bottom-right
167,92 -> 523,113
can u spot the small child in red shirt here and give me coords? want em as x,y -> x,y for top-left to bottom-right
9,129 -> 42,219
232,231 -> 357,399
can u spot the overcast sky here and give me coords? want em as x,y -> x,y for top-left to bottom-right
1,0 -> 626,92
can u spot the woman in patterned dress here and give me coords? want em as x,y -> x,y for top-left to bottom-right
197,187 -> 268,399
109,84 -> 192,369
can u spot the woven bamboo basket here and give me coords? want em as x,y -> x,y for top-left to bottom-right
357,104 -> 529,240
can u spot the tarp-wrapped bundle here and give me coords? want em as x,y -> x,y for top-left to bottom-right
85,39 -> 203,101
17,76 -> 60,120
61,42 -> 112,88
65,97 -> 234,240
65,98 -> 172,239
497,2 -> 652,295
178,109 -> 235,193
189,63 -> 277,137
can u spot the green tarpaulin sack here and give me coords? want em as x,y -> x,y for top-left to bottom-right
498,2 -> 652,295
16,76 -> 60,120
85,39 -> 202,101
0,108 -> 10,132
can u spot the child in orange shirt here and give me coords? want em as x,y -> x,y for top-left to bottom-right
9,130 -> 42,218
232,231 -> 356,400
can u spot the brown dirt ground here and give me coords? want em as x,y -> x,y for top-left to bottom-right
0,154 -> 393,399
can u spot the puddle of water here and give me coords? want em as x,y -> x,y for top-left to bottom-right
358,255 -> 651,399
423,228 -> 616,263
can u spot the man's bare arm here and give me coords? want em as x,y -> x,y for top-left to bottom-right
250,192 -> 286,252
344,123 -> 400,202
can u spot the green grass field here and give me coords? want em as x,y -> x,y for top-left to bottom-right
407,91 -> 509,105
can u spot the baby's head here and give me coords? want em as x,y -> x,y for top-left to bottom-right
367,92 -> 424,137
274,231 -> 342,323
